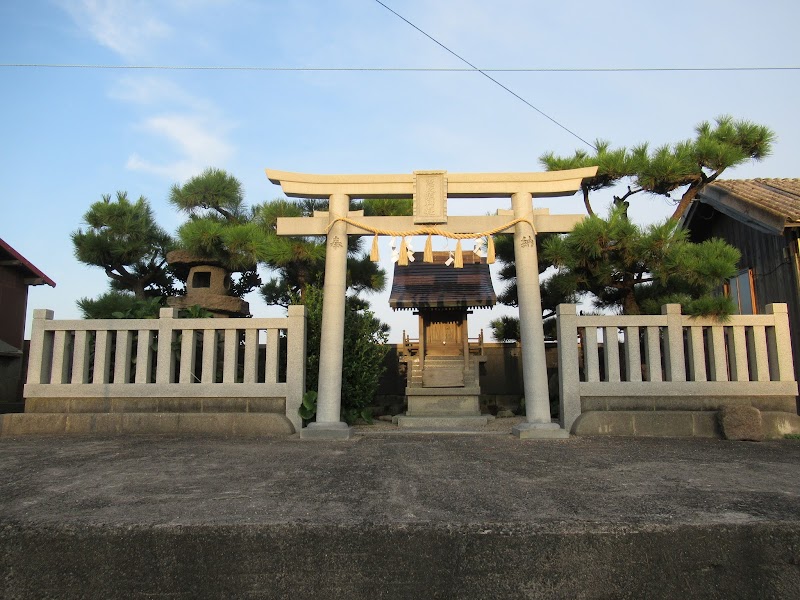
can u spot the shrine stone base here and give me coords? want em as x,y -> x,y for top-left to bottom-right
405,386 -> 483,416
300,422 -> 354,440
512,421 -> 570,439
400,386 -> 493,429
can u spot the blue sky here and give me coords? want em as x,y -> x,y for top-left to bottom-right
2,0 -> 799,341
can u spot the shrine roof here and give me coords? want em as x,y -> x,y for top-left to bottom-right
389,251 -> 496,310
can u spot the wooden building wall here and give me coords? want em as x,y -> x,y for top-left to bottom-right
688,203 -> 800,386
0,266 -> 29,350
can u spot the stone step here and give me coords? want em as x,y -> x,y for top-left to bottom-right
397,415 -> 493,430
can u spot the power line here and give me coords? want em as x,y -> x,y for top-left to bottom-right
1,63 -> 795,73
372,0 -> 596,149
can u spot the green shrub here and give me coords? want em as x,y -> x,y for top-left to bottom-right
301,285 -> 388,424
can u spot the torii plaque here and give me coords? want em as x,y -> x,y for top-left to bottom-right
267,167 -> 597,439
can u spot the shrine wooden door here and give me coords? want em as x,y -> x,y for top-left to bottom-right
424,313 -> 463,356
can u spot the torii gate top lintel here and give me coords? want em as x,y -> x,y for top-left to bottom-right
265,167 -> 598,199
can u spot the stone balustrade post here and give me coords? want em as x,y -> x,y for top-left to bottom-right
766,303 -> 793,381
286,304 -> 307,433
26,309 -> 54,385
156,308 -> 179,384
556,304 -> 580,433
661,304 -> 686,382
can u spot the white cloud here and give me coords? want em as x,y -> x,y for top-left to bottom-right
59,0 -> 171,60
126,114 -> 235,182
107,76 -> 237,182
109,76 -> 213,112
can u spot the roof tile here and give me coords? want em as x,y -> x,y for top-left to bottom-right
389,251 -> 496,310
707,179 -> 800,222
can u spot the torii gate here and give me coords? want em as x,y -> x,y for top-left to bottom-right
268,167 -> 597,439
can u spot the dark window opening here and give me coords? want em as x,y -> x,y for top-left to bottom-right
192,271 -> 212,288
725,269 -> 756,314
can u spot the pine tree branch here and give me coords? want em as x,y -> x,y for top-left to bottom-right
214,205 -> 236,222
670,170 -> 717,221
614,186 -> 642,204
582,186 -> 595,217
103,266 -> 128,283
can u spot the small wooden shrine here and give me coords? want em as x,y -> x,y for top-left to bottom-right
389,250 -> 496,426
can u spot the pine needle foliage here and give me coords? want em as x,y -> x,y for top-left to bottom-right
256,198 -> 405,307
171,168 -> 265,294
542,205 -> 740,316
71,192 -> 176,299
77,291 -> 163,319
169,167 -> 246,221
540,115 -> 775,219
488,232 -> 580,342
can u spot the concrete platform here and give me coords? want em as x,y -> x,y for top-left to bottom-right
2,433 -> 799,598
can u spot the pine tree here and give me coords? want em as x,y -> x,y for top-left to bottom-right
542,205 -> 740,316
170,168 -> 266,296
255,198 -> 409,307
488,233 -> 577,342
71,192 -> 176,299
540,115 -> 774,220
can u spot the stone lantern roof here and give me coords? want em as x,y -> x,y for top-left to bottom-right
166,251 -> 249,318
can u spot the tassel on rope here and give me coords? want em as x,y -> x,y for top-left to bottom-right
398,237 -> 409,266
454,239 -> 463,268
486,235 -> 495,264
423,235 -> 433,263
370,234 -> 380,262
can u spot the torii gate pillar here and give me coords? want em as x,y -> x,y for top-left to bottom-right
510,191 -> 566,438
268,167 -> 597,440
304,192 -> 352,439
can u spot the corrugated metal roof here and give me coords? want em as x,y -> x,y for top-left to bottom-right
389,251 -> 496,310
706,179 -> 800,223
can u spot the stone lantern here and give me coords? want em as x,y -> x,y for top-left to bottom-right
166,250 -> 249,318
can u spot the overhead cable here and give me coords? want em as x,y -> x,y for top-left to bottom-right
372,0 -> 596,149
2,64 -> 794,73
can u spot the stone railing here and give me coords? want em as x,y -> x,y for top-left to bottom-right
556,303 -> 798,434
22,306 -> 306,432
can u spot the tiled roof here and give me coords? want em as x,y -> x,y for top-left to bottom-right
389,251 -> 496,310
705,179 -> 800,223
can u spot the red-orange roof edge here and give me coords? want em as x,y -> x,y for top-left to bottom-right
0,238 -> 56,287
